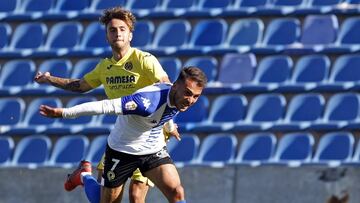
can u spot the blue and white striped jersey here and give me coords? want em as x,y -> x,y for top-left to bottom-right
108,83 -> 179,155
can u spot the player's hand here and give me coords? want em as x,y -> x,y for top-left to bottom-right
168,124 -> 181,141
34,71 -> 51,84
39,105 -> 63,118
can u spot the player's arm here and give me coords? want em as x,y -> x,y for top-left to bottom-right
34,72 -> 93,93
39,98 -> 123,118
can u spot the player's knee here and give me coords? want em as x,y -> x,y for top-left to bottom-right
172,185 -> 185,200
129,185 -> 147,202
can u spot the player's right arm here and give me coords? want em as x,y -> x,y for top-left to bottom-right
34,71 -> 93,93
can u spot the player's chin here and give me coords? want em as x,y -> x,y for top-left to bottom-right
178,106 -> 189,112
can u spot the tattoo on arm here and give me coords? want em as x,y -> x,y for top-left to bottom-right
48,77 -> 84,93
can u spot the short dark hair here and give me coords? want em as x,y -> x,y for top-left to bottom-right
176,66 -> 207,87
99,7 -> 136,32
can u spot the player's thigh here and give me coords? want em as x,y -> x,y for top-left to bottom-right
143,163 -> 181,192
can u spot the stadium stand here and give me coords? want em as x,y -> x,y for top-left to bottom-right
0,136 -> 14,166
85,135 -> 107,163
167,134 -> 200,167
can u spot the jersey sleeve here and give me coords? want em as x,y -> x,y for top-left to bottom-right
141,53 -> 168,83
83,61 -> 102,88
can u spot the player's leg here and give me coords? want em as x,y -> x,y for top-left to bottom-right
144,163 -> 185,203
83,174 -> 101,203
129,168 -> 153,203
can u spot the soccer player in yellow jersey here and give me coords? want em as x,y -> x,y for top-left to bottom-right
34,6 -> 180,203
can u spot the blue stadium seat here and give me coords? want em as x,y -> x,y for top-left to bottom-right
235,132 -> 276,166
167,134 -> 200,166
214,53 -> 257,94
48,135 -> 89,166
19,97 -> 63,134
86,135 -> 107,163
9,22 -> 47,50
174,96 -> 209,132
312,131 -> 354,166
351,139 -> 360,163
0,59 -> 36,88
152,19 -> 190,52
300,15 -> 338,45
309,0 -> 342,6
159,57 -> 182,82
21,0 -> 54,12
279,55 -> 330,92
210,18 -> 264,54
234,0 -> 268,8
80,22 -> 107,51
272,132 -> 314,166
184,56 -> 218,83
0,98 -> 25,126
44,21 -> 83,50
132,20 -> 154,48
196,133 -> 237,166
12,135 -> 51,166
54,0 -> 89,11
336,17 -> 360,48
311,93 -> 360,130
234,94 -> 286,131
37,59 -> 72,87
71,58 -> 100,79
273,93 -> 325,131
192,95 -> 247,132
0,23 -> 11,49
180,19 -> 227,55
198,0 -> 233,9
128,0 -> 161,10
0,136 -> 14,166
262,18 -> 300,47
319,54 -> 360,91
0,0 -> 19,12
271,0 -> 306,6
242,55 -> 293,92
162,0 -> 196,9
90,0 -> 127,11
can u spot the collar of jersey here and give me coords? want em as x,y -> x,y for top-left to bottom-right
110,47 -> 134,65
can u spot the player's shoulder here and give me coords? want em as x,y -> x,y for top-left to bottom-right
135,83 -> 172,94
132,48 -> 154,59
95,58 -> 113,69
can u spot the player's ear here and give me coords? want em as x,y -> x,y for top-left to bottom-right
129,32 -> 133,42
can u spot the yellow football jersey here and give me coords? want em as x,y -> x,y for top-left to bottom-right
84,48 -> 167,99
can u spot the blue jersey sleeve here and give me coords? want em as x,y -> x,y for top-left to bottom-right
121,88 -> 169,116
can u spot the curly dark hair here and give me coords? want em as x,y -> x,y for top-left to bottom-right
99,7 -> 136,32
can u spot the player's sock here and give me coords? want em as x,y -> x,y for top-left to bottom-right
82,174 -> 100,203
176,200 -> 186,203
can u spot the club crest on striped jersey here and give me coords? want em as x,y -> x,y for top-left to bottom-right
125,101 -> 137,111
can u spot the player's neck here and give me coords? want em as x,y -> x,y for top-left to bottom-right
112,46 -> 131,61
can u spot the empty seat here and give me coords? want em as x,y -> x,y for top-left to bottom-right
128,0 -> 161,9
44,22 -> 83,49
37,59 -> 72,86
192,95 -> 247,132
0,98 -> 25,126
235,132 -> 276,166
80,22 -> 107,49
0,23 -> 11,49
272,132 -> 314,166
86,135 -> 107,163
242,55 -> 293,92
217,53 -> 257,84
351,139 -> 360,163
71,58 -> 100,78
309,0 -> 342,6
0,59 -> 36,87
152,19 -> 190,48
189,19 -> 228,47
12,135 -> 51,166
132,20 -> 154,48
0,136 -> 14,166
159,57 -> 182,82
21,0 -> 54,12
49,135 -> 89,166
198,0 -> 233,9
196,133 -> 237,166
0,0 -> 19,12
24,97 -> 62,126
228,18 -> 264,47
167,134 -> 200,166
311,93 -> 360,130
9,22 -> 47,49
313,131 -> 354,166
336,17 -> 360,46
273,93 -> 325,131
263,18 -> 300,46
54,0 -> 89,11
162,0 -> 196,9
184,56 -> 218,82
234,94 -> 286,131
301,15 -> 338,45
271,0 -> 306,6
90,0 -> 127,11
280,55 -> 330,92
234,0 -> 268,7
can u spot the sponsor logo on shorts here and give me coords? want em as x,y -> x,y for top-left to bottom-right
125,101 -> 137,111
107,171 -> 116,181
156,148 -> 170,158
